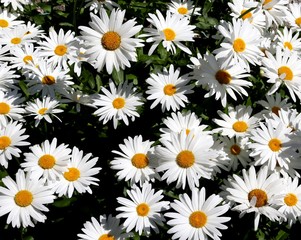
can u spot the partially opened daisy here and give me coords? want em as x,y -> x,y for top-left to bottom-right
146,64 -> 194,112
167,0 -> 201,19
116,182 -> 170,236
79,8 -> 144,74
269,108 -> 301,132
0,169 -> 56,228
165,187 -> 231,240
141,9 -> 196,55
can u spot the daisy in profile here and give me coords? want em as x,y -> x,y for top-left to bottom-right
167,0 -> 201,19
21,138 -> 71,184
0,63 -> 20,91
84,0 -> 119,14
79,8 -> 143,74
25,96 -> 63,127
0,0 -> 32,12
0,121 -> 30,168
0,169 -> 56,228
51,146 -> 101,198
270,108 -> 301,132
67,42 -> 88,77
116,182 -> 170,236
93,80 -> 143,129
275,27 -> 301,53
0,8 -> 24,30
261,0 -> 288,27
191,53 -> 252,107
155,130 -> 217,190
141,10 -> 196,55
146,64 -> 194,112
78,214 -> 132,240
165,187 -> 230,240
285,2 -> 301,32
111,135 -> 158,186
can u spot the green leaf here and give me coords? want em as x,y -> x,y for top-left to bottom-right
53,197 -> 76,208
112,68 -> 124,84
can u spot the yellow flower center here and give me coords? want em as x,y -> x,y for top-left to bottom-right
164,84 -> 176,96
131,153 -> 149,169
284,41 -> 293,50
248,189 -> 268,207
99,234 -> 115,240
0,19 -> 9,28
112,97 -> 125,109
268,138 -> 282,152
163,28 -> 176,41
38,107 -> 48,115
215,70 -> 232,84
189,211 -> 207,228
284,193 -> 298,206
240,9 -> 252,20
178,7 -> 188,15
230,144 -> 241,155
64,167 -> 80,181
14,190 -> 33,207
232,121 -> 248,133
54,45 -> 67,56
176,150 -> 195,168
233,38 -> 246,53
0,102 -> 10,114
42,75 -> 56,85
38,154 -> 56,169
136,203 -> 150,216
23,55 -> 33,64
295,17 -> 301,26
0,136 -> 11,150
11,37 -> 21,45
271,106 -> 280,116
278,66 -> 293,80
101,31 -> 121,51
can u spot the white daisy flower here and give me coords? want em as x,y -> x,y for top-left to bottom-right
146,64 -> 194,112
0,62 -> 20,91
84,0 -> 120,14
79,8 -> 144,74
261,0 -> 289,27
67,42 -> 88,77
285,3 -> 301,32
167,0 -> 201,19
116,182 -> 170,236
165,187 -> 231,240
22,21 -> 45,41
93,80 -> 143,129
269,108 -> 301,132
140,9 -> 196,55
0,169 -> 56,228
0,0 -> 32,12
0,8 -> 24,30
276,26 -> 301,53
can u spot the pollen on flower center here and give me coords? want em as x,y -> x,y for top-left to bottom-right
284,193 -> 298,206
42,75 -> 56,85
248,189 -> 268,207
136,202 -> 150,216
163,28 -> 176,41
23,55 -> 33,64
215,70 -> 232,84
0,102 -> 10,114
112,97 -> 125,109
38,107 -> 48,115
284,41 -> 293,50
14,190 -> 33,207
164,84 -> 177,96
176,150 -> 195,168
0,19 -> 9,28
64,167 -> 80,181
38,154 -> 56,169
0,136 -> 11,150
131,153 -> 149,169
268,138 -> 282,152
278,66 -> 293,80
295,17 -> 301,26
230,144 -> 241,155
11,37 -> 21,45
271,106 -> 280,116
189,211 -> 207,228
232,121 -> 248,132
178,7 -> 188,15
101,31 -> 121,51
233,38 -> 246,53
99,233 -> 115,240
54,44 -> 68,56
240,9 -> 252,20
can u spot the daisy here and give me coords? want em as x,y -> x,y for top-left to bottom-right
21,138 -> 72,184
165,187 -> 231,240
223,165 -> 285,231
0,8 -> 24,30
67,42 -> 88,77
0,62 -> 20,91
79,8 -> 144,74
275,26 -> 301,53
285,2 -> 301,32
0,121 -> 30,168
78,214 -> 132,240
191,53 -> 252,107
93,80 -> 143,129
22,21 -> 45,41
25,96 -> 63,127
51,146 -> 101,198
0,0 -> 32,12
155,130 -> 217,190
269,108 -> 301,132
261,0 -> 289,27
167,0 -> 201,19
146,64 -> 194,112
116,182 -> 170,236
261,47 -> 301,102
140,9 -> 196,55
84,0 -> 120,14
0,169 -> 56,228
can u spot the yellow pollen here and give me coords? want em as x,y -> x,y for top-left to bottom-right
164,84 -> 177,96
99,234 -> 115,240
189,211 -> 207,228
284,193 -> 298,206
0,19 -> 9,28
215,70 -> 232,84
186,129 -> 190,135
42,75 -> 56,85
38,154 -> 56,169
11,37 -> 21,45
112,97 -> 125,109
64,167 -> 80,181
38,107 -> 48,115
284,41 -> 293,51
101,31 -> 121,51
295,17 -> 301,26
176,150 -> 195,168
54,45 -> 67,56
163,28 -> 176,41
131,153 -> 149,169
278,66 -> 293,81
233,38 -> 246,53
14,190 -> 33,207
0,102 -> 10,114
240,9 -> 252,20
0,136 -> 11,150
268,138 -> 282,152
178,7 -> 188,15
232,121 -> 248,133
136,203 -> 150,216
23,55 -> 33,64
248,189 -> 268,207
230,144 -> 241,155
271,106 -> 280,116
